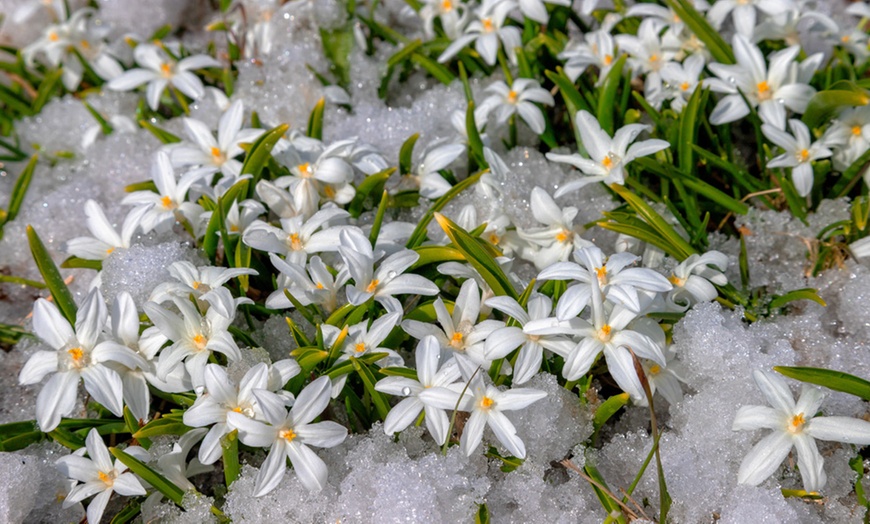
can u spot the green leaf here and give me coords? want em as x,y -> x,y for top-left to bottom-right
434,213 -> 518,299
663,0 -> 734,64
350,356 -> 391,421
410,245 -> 464,269
221,429 -> 241,488
123,406 -> 150,449
466,101 -> 486,166
202,179 -> 249,263
1,154 -> 37,229
378,366 -> 419,380
768,288 -> 826,310
31,69 -> 63,113
133,415 -> 192,439
290,346 -> 329,373
678,85 -> 704,176
399,133 -> 420,175
584,462 -> 623,518
775,366 -> 870,401
138,119 -> 181,144
368,190 -> 389,246
609,184 -> 696,259
111,446 -> 185,505
597,54 -> 627,135
410,52 -> 456,85
406,170 -> 485,248
593,392 -> 629,435
475,503 -> 491,524
307,97 -> 325,140
241,123 -> 288,183
60,255 -> 102,270
27,225 -> 77,325
348,167 -> 395,217
802,81 -> 870,130
320,24 -> 354,87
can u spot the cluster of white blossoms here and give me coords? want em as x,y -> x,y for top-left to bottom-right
8,0 -> 870,520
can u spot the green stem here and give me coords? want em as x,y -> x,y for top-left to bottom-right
496,47 -> 514,85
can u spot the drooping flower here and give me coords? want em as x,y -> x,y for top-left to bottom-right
66,201 -> 150,261
762,119 -> 833,197
517,186 -> 593,270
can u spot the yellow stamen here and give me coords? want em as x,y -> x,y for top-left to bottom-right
193,334 -> 207,350
323,185 -> 336,199
757,80 -> 771,100
160,195 -> 173,209
507,90 -> 518,104
48,31 -> 59,42
668,275 -> 686,287
232,406 -> 243,413
853,125 -> 863,136
297,162 -> 312,177
441,0 -> 453,10
106,247 -> 115,255
680,81 -> 690,91
192,281 -> 201,290
601,156 -> 614,169
488,232 -> 500,245
787,413 -> 806,434
555,230 -> 570,243
68,347 -> 84,363
79,40 -> 90,49
210,146 -> 224,164
482,18 -> 494,32
603,54 -> 613,66
649,53 -> 659,63
160,62 -> 172,78
365,279 -> 380,293
316,282 -> 325,289
289,233 -> 303,251
842,35 -> 851,43
598,324 -> 612,342
649,364 -> 661,375
279,428 -> 297,442
229,224 -> 239,232
799,149 -> 810,162
480,396 -> 494,409
98,471 -> 112,485
450,332 -> 464,348
354,342 -> 366,353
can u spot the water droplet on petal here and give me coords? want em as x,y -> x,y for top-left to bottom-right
777,98 -> 785,104
401,387 -> 411,395
387,270 -> 397,279
728,76 -> 736,84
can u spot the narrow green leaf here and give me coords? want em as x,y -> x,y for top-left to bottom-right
593,393 -> 629,434
774,366 -> 870,402
2,154 -> 37,227
399,134 -> 420,175
410,52 -> 456,85
202,179 -> 249,262
60,256 -> 102,271
378,366 -> 419,380
597,54 -> 627,135
678,85 -> 703,176
27,225 -> 77,325
241,123 -> 288,183
466,100 -> 486,167
368,190 -> 389,247
768,288 -> 826,310
138,119 -> 181,144
31,69 -> 63,113
406,170 -> 484,248
802,81 -> 870,130
475,503 -> 491,524
123,406 -> 150,449
664,0 -> 734,64
111,446 -> 185,505
351,356 -> 391,421
348,167 -> 395,217
435,213 -> 518,299
133,416 -> 192,439
610,184 -> 696,259
410,245 -> 464,269
320,25 -> 354,87
307,98 -> 325,140
221,429 -> 241,488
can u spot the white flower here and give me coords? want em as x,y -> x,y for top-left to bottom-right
375,335 -> 462,445
66,200 -> 149,261
419,0 -> 470,39
107,43 -> 220,110
228,376 -> 348,494
823,106 -> 870,171
438,0 -> 522,66
56,428 -> 147,524
754,8 -> 838,49
518,187 -> 593,270
18,289 -> 146,431
267,254 -> 348,313
122,151 -> 207,233
338,229 -> 439,313
546,110 -> 670,196
704,35 -> 819,129
144,288 -> 244,388
762,119 -> 833,197
170,100 -> 265,184
149,261 -> 257,305
403,278 -> 504,368
323,312 -> 405,396
560,30 -> 618,84
476,79 -> 554,135
273,139 -> 356,218
418,362 -> 546,458
184,362 -> 299,465
517,0 -> 570,24
658,53 -> 706,113
615,19 -> 675,104
642,346 -> 686,405
243,206 -> 351,265
484,294 -> 576,384
734,370 -> 870,492
707,0 -> 794,37
665,250 -> 729,309
154,428 -> 214,494
395,142 -> 466,199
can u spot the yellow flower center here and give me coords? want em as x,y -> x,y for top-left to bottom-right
48,31 -> 59,42
798,149 -> 810,162
853,125 -> 863,136
297,162 -> 312,177
289,233 -> 303,251
160,195 -> 174,209
106,247 -> 115,255
67,347 -> 84,366
787,413 -> 806,434
354,342 -> 366,353
441,0 -> 453,11
210,146 -> 225,165
555,229 -> 571,243
479,396 -> 494,409
365,279 -> 380,293
229,224 -> 239,232
680,81 -> 690,91
79,40 -> 90,50
601,156 -> 614,169
160,62 -> 173,78
598,324 -> 612,342
482,18 -> 494,32
668,274 -> 686,287
450,331 -> 464,348
603,54 -> 613,66
596,266 -> 608,286
648,363 -> 661,375
756,80 -> 771,101
316,281 -> 325,289
842,35 -> 851,43
507,90 -> 518,104
98,471 -> 114,486
193,334 -> 207,350
279,428 -> 297,442
488,232 -> 500,245
192,281 -> 201,290
323,184 -> 336,199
